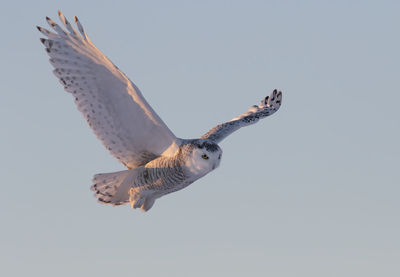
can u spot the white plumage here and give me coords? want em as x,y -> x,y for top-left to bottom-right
38,11 -> 282,212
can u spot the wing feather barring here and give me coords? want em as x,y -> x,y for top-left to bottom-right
38,11 -> 283,212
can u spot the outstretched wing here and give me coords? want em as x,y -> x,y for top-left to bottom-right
38,11 -> 180,168
201,90 -> 282,143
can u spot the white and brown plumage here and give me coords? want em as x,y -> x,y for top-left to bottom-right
37,11 -> 283,212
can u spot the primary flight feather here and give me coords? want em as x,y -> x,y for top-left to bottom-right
38,11 -> 282,212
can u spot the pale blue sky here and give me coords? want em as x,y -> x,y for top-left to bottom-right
1,1 -> 399,276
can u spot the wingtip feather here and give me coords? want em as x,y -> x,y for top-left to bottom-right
73,15 -> 88,40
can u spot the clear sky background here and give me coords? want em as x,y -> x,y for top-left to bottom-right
1,1 -> 399,276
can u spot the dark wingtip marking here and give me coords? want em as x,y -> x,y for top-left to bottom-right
46,16 -> 56,26
36,26 -> 41,31
40,38 -> 45,44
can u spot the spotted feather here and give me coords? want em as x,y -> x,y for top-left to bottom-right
38,11 -> 180,169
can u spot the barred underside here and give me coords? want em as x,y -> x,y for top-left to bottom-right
90,153 -> 189,211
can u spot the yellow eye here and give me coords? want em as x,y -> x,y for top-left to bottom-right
202,154 -> 209,160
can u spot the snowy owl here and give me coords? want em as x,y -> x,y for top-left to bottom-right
37,11 -> 283,212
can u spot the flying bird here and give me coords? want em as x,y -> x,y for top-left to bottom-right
37,11 -> 283,212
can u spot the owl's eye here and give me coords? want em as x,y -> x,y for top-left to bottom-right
201,154 -> 209,160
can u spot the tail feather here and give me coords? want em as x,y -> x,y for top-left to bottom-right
91,169 -> 136,206
91,169 -> 157,211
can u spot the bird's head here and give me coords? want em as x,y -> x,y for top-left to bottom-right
183,139 -> 222,176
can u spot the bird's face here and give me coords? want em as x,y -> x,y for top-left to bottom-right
184,140 -> 222,177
